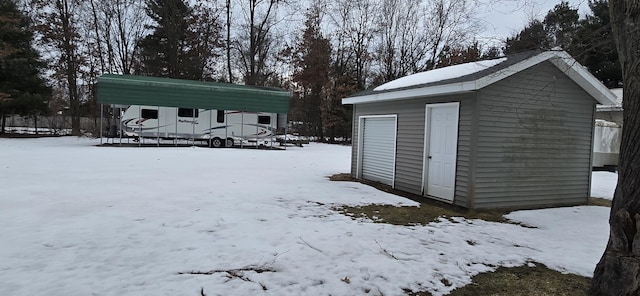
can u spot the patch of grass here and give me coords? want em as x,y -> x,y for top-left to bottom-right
331,173 -> 612,225
329,173 -> 355,182
589,197 -> 611,207
407,263 -> 590,296
330,173 -> 507,224
338,203 -> 508,225
448,263 -> 590,296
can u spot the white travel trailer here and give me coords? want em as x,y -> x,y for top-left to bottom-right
121,105 -> 278,147
592,119 -> 621,168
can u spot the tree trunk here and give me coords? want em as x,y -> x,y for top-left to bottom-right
226,0 -> 232,83
56,0 -> 81,136
591,1 -> 640,295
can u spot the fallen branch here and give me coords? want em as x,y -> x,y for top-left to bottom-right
181,266 -> 273,291
375,240 -> 400,260
179,253 -> 287,291
375,239 -> 418,261
299,237 -> 326,254
178,266 -> 275,275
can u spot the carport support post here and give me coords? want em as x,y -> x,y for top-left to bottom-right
241,111 -> 244,148
119,107 -> 122,146
191,110 -> 195,146
138,105 -> 141,147
111,105 -> 115,145
99,104 -> 103,145
174,109 -> 177,146
209,109 -> 212,147
225,111 -> 228,147
157,106 -> 160,147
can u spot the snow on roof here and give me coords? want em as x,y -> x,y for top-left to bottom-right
596,88 -> 623,112
344,51 -> 617,106
595,119 -> 620,127
374,58 -> 507,91
610,88 -> 623,105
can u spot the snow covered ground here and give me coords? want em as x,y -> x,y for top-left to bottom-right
591,171 -> 618,200
0,137 -> 614,296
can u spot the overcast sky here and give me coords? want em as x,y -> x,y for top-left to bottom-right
479,0 -> 591,43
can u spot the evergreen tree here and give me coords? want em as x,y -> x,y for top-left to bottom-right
289,6 -> 331,139
506,2 -> 579,54
544,1 -> 579,49
0,0 -> 50,134
504,1 -> 621,87
504,20 -> 550,54
136,0 -> 192,79
182,3 -> 224,81
573,0 -> 622,87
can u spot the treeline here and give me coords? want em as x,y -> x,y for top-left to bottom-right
0,0 -> 620,139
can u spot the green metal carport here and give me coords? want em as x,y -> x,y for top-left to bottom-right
97,74 -> 291,146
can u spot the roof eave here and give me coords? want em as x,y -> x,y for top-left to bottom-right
342,81 -> 478,105
547,52 -> 617,105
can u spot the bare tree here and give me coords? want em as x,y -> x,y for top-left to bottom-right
360,0 -> 480,86
32,0 -> 84,135
225,0 -> 233,83
110,0 -> 147,74
591,1 -> 640,294
373,0 -> 427,84
236,0 -> 284,86
328,0 -> 377,89
423,0 -> 480,70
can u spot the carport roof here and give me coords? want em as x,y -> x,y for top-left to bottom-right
97,74 -> 291,114
343,50 -> 617,106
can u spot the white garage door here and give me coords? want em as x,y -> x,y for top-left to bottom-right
359,116 -> 397,186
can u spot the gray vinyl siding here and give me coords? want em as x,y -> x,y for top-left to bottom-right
472,61 -> 596,209
351,100 -> 423,195
350,94 -> 474,203
453,96 -> 474,208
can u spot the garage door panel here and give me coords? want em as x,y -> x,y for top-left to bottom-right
360,116 -> 397,187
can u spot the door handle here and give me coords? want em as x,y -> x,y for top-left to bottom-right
428,156 -> 432,159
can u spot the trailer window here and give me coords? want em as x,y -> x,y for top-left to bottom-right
258,115 -> 271,124
178,108 -> 198,117
217,110 -> 225,123
141,109 -> 158,119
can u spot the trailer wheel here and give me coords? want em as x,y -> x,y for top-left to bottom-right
210,137 -> 223,148
225,138 -> 234,147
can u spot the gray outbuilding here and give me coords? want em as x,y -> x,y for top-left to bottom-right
342,50 -> 617,209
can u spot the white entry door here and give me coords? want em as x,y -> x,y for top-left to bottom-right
423,103 -> 459,202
